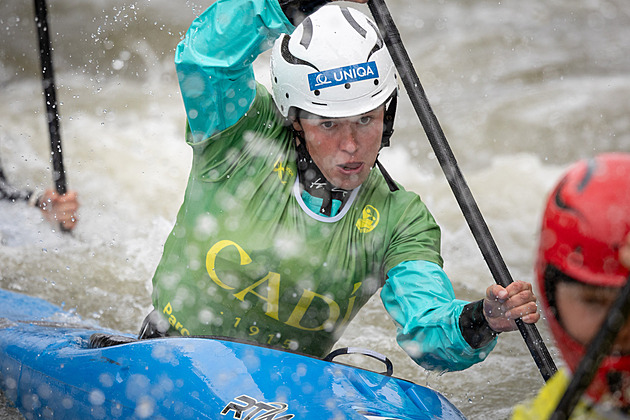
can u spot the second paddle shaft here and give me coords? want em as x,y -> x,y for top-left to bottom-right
34,0 -> 67,196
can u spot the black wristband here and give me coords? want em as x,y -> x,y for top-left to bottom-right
278,0 -> 332,25
459,300 -> 499,349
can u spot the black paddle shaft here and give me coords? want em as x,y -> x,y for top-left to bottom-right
34,0 -> 67,195
367,0 -> 557,382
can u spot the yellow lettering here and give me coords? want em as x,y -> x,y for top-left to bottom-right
206,240 -> 252,290
163,302 -> 173,315
162,301 -> 190,336
233,272 -> 281,320
342,282 -> 362,324
283,339 -> 297,350
285,290 -> 340,331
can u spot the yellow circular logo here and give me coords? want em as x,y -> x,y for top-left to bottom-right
356,205 -> 379,233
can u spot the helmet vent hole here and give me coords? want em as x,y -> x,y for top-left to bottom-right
285,93 -> 289,99
344,83 -> 351,89
314,90 -> 320,96
274,77 -> 278,83
374,80 -> 379,86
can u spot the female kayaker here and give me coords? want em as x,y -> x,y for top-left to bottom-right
140,0 -> 540,373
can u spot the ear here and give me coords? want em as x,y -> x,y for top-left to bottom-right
290,117 -> 303,132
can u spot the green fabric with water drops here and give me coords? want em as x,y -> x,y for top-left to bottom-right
151,84 -> 443,356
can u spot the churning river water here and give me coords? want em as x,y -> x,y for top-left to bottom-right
1,0 -> 629,418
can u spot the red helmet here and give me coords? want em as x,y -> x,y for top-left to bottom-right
536,153 -> 630,405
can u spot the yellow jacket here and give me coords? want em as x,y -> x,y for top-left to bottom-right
512,368 -> 622,420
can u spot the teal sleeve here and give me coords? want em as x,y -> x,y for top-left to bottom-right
175,0 -> 294,142
381,260 -> 497,372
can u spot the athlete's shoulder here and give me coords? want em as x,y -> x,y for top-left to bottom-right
198,82 -> 288,143
249,82 -> 281,118
361,170 -> 424,207
512,369 -> 606,420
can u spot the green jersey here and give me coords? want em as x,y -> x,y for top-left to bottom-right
152,84 -> 442,356
150,0 -> 497,371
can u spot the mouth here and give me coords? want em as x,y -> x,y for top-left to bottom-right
338,162 -> 363,174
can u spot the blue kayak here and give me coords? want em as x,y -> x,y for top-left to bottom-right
0,289 -> 466,419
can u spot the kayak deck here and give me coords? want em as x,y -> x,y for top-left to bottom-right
0,289 -> 467,419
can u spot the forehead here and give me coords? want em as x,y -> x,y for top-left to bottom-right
298,106 -> 384,120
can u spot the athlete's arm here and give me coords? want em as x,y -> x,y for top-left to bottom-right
1,168 -> 79,230
0,167 -> 36,205
381,260 -> 498,372
175,0 -> 294,143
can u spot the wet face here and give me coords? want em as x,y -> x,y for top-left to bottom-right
292,106 -> 384,190
556,281 -> 630,354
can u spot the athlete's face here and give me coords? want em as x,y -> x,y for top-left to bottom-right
556,281 -> 630,354
292,106 -> 384,190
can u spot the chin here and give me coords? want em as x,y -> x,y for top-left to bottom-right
328,170 -> 369,190
337,178 -> 364,190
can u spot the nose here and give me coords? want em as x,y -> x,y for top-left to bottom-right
338,123 -> 359,154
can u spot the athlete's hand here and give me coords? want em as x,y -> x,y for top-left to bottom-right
483,281 -> 540,333
620,233 -> 630,270
39,189 -> 80,231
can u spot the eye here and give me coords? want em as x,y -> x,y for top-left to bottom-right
358,115 -> 372,125
581,288 -> 617,308
320,120 -> 335,129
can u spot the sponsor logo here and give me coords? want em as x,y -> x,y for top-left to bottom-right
206,240 -> 362,332
309,178 -> 327,190
356,205 -> 379,233
307,61 -> 379,91
222,395 -> 294,419
273,159 -> 294,185
162,302 -> 190,336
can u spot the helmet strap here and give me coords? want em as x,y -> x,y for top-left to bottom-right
381,92 -> 397,149
543,264 -> 562,324
374,93 -> 400,192
375,157 -> 399,192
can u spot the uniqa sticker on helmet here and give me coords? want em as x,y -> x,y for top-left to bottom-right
307,62 -> 379,91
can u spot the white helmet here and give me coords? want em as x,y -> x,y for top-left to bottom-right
270,5 -> 398,119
